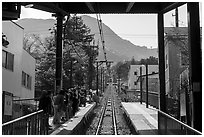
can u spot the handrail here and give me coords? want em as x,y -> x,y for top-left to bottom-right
13,98 -> 40,101
2,110 -> 43,126
158,110 -> 202,135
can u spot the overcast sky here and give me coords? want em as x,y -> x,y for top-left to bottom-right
19,3 -> 202,49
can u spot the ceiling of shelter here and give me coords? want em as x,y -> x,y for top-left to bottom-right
3,2 -> 186,20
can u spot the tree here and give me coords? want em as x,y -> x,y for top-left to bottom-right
23,15 -> 96,96
139,56 -> 158,65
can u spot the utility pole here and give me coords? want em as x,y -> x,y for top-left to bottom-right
87,45 -> 98,90
172,8 -> 179,27
140,66 -> 143,104
96,62 -> 99,95
70,58 -> 73,88
146,64 -> 148,108
55,13 -> 63,95
175,8 -> 179,27
96,60 -> 113,95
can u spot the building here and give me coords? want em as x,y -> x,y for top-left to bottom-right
128,65 -> 159,92
2,21 -> 36,121
164,27 -> 190,98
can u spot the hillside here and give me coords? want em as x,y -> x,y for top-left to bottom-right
16,16 -> 157,62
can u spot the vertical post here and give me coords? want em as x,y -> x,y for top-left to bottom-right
146,64 -> 148,108
103,70 -> 105,92
175,8 -> 179,27
88,46 -> 93,90
140,67 -> 143,104
101,67 -> 103,92
70,59 -> 73,88
158,12 -> 166,112
55,13 -> 63,95
187,3 -> 202,132
158,12 -> 166,135
96,62 -> 99,95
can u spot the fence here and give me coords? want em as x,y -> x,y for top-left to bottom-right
158,110 -> 202,135
2,110 -> 48,135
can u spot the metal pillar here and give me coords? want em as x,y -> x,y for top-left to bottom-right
70,59 -> 73,88
103,70 -> 105,92
55,13 -> 63,95
96,62 -> 99,95
101,67 -> 103,92
140,67 -> 143,104
187,3 -> 202,132
158,12 -> 166,112
146,64 -> 148,108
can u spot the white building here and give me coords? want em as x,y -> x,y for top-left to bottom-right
2,21 -> 36,119
128,65 -> 159,91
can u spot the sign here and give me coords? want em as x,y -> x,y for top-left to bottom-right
4,93 -> 13,116
180,92 -> 186,116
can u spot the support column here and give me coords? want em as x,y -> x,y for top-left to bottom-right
158,12 -> 166,112
96,62 -> 99,95
70,59 -> 73,88
158,12 -> 166,135
140,67 -> 143,104
146,64 -> 148,108
101,67 -> 103,92
55,13 -> 63,95
187,3 -> 202,132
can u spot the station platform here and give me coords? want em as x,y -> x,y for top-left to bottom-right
49,103 -> 96,135
121,102 -> 158,135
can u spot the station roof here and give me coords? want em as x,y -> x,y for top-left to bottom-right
3,2 -> 186,20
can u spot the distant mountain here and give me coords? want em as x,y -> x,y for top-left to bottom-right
16,16 -> 157,62
81,15 -> 158,61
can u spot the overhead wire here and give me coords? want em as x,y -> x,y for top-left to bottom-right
96,12 -> 111,77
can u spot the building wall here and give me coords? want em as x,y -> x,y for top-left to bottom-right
2,21 -> 24,98
165,31 -> 187,98
2,21 -> 35,99
128,65 -> 159,91
21,50 -> 36,99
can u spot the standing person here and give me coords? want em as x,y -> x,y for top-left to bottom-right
38,90 -> 52,130
52,89 -> 65,125
63,89 -> 69,121
72,90 -> 79,116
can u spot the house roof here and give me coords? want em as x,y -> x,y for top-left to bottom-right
164,27 -> 202,36
130,65 -> 159,76
164,27 -> 188,36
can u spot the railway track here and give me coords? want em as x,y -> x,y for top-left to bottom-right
95,87 -> 118,135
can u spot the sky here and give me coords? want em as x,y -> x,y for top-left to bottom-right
19,3 -> 202,49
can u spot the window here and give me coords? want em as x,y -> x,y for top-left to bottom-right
180,50 -> 189,66
2,50 -> 14,71
134,71 -> 137,75
134,81 -> 137,85
22,71 -> 26,87
165,54 -> 168,69
22,71 -> 32,90
2,50 -> 6,68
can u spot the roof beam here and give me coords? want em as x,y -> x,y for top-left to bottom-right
126,2 -> 134,12
85,2 -> 95,12
160,2 -> 186,13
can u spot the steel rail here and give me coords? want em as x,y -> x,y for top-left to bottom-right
111,95 -> 118,135
95,98 -> 108,135
95,90 -> 118,135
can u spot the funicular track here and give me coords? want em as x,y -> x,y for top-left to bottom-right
95,88 -> 118,135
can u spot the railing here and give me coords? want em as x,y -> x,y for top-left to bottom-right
142,91 -> 159,108
2,110 -> 48,135
158,110 -> 202,135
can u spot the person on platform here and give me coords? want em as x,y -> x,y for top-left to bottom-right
38,90 -> 53,130
52,89 -> 65,125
